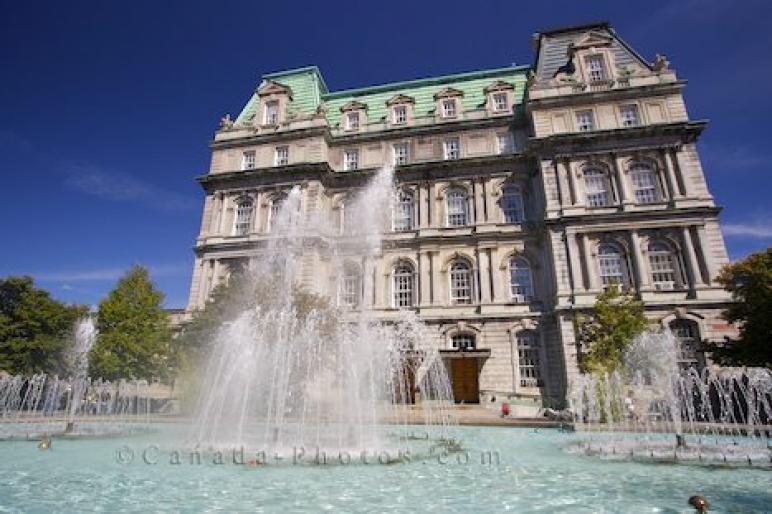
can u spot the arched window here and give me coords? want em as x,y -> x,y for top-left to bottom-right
648,241 -> 679,290
449,261 -> 473,305
393,263 -> 414,308
451,333 -> 476,351
516,330 -> 542,387
584,168 -> 611,207
501,185 -> 525,223
234,199 -> 253,236
669,319 -> 701,370
597,243 -> 628,289
268,196 -> 283,233
446,188 -> 469,227
509,257 -> 533,302
338,263 -> 361,308
393,190 -> 415,231
630,162 -> 660,204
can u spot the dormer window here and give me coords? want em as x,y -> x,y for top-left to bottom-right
585,55 -> 608,82
393,105 -> 407,124
442,99 -> 457,118
346,112 -> 360,130
264,100 -> 279,125
493,92 -> 508,112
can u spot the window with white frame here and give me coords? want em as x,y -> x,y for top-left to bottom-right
341,202 -> 358,235
346,112 -> 360,130
441,99 -> 457,118
242,150 -> 256,170
585,55 -> 608,82
648,241 -> 679,290
584,168 -> 612,207
344,150 -> 359,171
446,188 -> 468,226
496,133 -> 514,154
575,110 -> 595,132
393,190 -> 415,231
620,104 -> 640,127
268,197 -> 284,233
274,146 -> 289,166
509,257 -> 533,302
234,199 -> 253,236
516,331 -> 541,387
449,261 -> 473,305
338,264 -> 361,308
630,162 -> 659,204
598,243 -> 628,289
393,263 -> 414,308
392,105 -> 407,124
492,92 -> 508,112
501,185 -> 525,223
393,143 -> 409,166
670,319 -> 701,370
444,138 -> 460,160
451,333 -> 476,350
264,100 -> 279,125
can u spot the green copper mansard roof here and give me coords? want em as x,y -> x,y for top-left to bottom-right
234,64 -> 529,127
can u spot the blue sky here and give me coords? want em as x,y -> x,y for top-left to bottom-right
1,0 -> 770,309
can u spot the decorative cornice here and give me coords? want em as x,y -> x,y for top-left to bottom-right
385,93 -> 416,106
256,80 -> 293,99
526,81 -> 686,109
433,87 -> 464,100
339,100 -> 368,112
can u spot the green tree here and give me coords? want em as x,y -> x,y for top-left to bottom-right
89,265 -> 172,381
0,276 -> 87,375
576,287 -> 648,374
707,248 -> 771,368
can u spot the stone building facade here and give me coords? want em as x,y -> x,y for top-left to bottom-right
186,22 -> 735,410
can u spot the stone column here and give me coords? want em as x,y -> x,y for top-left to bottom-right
581,233 -> 597,291
477,248 -> 492,303
472,179 -> 484,225
210,192 -> 224,234
696,225 -> 716,285
660,148 -> 682,200
428,182 -> 437,227
612,153 -> 633,205
483,177 -> 496,221
673,147 -> 692,197
629,230 -> 649,289
563,159 -> 580,206
682,226 -> 705,288
567,231 -> 583,293
419,251 -> 432,306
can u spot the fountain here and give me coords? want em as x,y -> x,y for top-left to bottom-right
568,330 -> 772,466
189,166 -> 456,458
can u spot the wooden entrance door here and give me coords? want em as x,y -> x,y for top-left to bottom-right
451,358 -> 479,404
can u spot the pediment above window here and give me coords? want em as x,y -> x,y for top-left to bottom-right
256,80 -> 293,98
386,93 -> 415,106
433,87 -> 464,100
569,31 -> 614,52
484,80 -> 514,93
339,100 -> 368,112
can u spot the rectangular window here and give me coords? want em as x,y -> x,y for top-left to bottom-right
496,133 -> 514,154
242,150 -> 256,170
339,276 -> 359,308
346,112 -> 360,130
393,143 -> 409,165
620,104 -> 641,127
392,105 -> 407,124
274,146 -> 289,166
443,138 -> 460,160
585,55 -> 607,82
517,332 -> 541,387
264,100 -> 279,125
493,92 -> 508,112
344,150 -> 359,171
575,110 -> 595,132
442,99 -> 457,118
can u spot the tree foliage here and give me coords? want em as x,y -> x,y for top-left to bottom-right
89,265 -> 172,381
576,287 -> 648,375
0,276 -> 87,375
707,248 -> 772,368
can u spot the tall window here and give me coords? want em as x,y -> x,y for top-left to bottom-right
517,331 -> 542,387
443,138 -> 460,160
497,133 -> 514,154
493,92 -> 508,112
339,264 -> 361,308
451,333 -> 476,351
449,261 -> 473,304
264,100 -> 279,125
442,99 -> 457,118
670,319 -> 701,370
620,104 -> 640,127
234,199 -> 253,236
393,143 -> 409,165
393,190 -> 415,231
393,263 -> 414,308
648,241 -> 678,290
598,243 -> 627,289
268,197 -> 284,233
446,188 -> 468,226
576,110 -> 595,132
585,55 -> 608,82
501,185 -> 524,223
344,150 -> 359,171
630,162 -> 659,204
585,168 -> 611,207
346,112 -> 360,130
392,105 -> 407,124
242,150 -> 256,170
275,146 -> 289,166
509,257 -> 533,302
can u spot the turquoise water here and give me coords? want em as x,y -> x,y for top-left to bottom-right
0,424 -> 769,513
